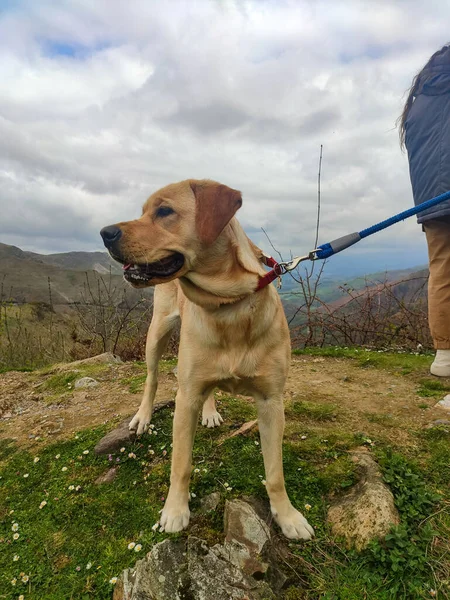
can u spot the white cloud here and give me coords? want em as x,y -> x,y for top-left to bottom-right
0,0 -> 446,274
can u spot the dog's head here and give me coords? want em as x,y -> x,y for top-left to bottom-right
100,179 -> 242,287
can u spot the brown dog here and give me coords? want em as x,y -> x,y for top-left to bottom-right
100,179 -> 314,540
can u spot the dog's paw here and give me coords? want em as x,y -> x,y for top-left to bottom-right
201,408 -> 223,428
129,410 -> 152,436
272,505 -> 314,540
159,503 -> 190,533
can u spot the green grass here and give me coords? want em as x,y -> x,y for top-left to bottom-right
0,393 -> 449,599
293,347 -> 434,374
121,359 -> 177,393
417,378 -> 450,398
287,399 -> 339,421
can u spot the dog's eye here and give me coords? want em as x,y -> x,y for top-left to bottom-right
155,206 -> 175,218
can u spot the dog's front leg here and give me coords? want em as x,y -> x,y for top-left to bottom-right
129,307 -> 179,435
256,395 -> 314,540
159,389 -> 201,533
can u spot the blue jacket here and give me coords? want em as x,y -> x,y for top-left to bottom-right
405,46 -> 450,223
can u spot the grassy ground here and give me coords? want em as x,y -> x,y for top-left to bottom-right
0,349 -> 449,599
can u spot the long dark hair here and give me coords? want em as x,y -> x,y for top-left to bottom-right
398,44 -> 450,148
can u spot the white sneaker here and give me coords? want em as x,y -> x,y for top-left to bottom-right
430,350 -> 450,377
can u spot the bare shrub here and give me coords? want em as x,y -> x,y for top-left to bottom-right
71,270 -> 153,358
290,273 -> 431,351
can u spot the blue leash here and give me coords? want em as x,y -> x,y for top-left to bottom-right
315,188 -> 450,260
277,189 -> 450,274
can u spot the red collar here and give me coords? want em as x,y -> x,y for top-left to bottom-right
256,256 -> 283,291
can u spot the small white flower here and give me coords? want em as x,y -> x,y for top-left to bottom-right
75,485 -> 81,491
109,577 -> 118,584
12,523 -> 19,532
39,501 -> 47,509
194,468 -> 200,473
86,562 -> 92,570
202,468 -> 207,473
23,472 -> 29,478
55,454 -> 60,459
120,447 -> 125,453
61,467 -> 68,472
191,492 -> 196,498
21,575 -> 29,583
33,457 -> 39,463
134,544 -> 142,552
75,435 -> 79,439
128,453 -> 136,459
13,533 -> 19,540
9,510 -> 14,514
226,487 -> 232,492
149,424 -> 155,429
301,435 -> 307,440
11,578 -> 17,586
152,522 -> 159,531
128,542 -> 136,550
148,449 -> 155,455
83,450 -> 89,455
254,441 -> 259,446
304,504 -> 312,511
261,480 -> 266,486
68,485 -> 75,491
13,554 -> 19,561
224,482 -> 229,487
19,595 -> 25,600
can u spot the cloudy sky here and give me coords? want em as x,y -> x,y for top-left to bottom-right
0,0 -> 448,277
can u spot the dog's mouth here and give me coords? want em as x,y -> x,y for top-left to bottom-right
122,252 -> 185,284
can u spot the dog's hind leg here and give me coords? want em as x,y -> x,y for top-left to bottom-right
201,393 -> 223,428
129,283 -> 180,435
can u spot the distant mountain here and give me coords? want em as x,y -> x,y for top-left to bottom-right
0,243 -> 149,305
23,249 -> 122,275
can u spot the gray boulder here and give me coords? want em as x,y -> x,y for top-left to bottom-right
113,499 -> 295,599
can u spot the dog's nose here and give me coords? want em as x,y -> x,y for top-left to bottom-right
100,225 -> 122,247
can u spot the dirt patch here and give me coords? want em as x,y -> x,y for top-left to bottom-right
0,362 -> 177,448
0,354 -> 445,450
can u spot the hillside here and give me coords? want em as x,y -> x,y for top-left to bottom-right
23,249 -> 123,275
0,243 -> 147,305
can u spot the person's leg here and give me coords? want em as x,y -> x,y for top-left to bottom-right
424,216 -> 450,376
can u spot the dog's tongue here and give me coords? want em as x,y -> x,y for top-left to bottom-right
123,264 -> 131,271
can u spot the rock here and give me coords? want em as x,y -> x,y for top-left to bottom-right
114,537 -> 275,600
94,467 -> 118,484
94,399 -> 175,455
94,418 -> 136,455
435,395 -> 450,411
425,419 -> 450,429
199,491 -> 221,513
113,567 -> 135,600
223,499 -> 271,577
327,448 -> 400,550
74,377 -> 99,389
224,499 -> 270,555
189,537 -> 275,600
51,352 -> 122,372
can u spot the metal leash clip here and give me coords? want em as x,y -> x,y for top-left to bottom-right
278,249 -> 319,274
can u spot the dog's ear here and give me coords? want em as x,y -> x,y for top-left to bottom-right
191,181 -> 242,245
